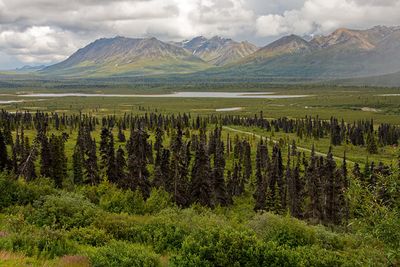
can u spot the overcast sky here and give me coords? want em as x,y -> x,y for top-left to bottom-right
1,0 -> 400,69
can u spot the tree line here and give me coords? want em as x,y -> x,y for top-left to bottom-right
0,110 -> 398,226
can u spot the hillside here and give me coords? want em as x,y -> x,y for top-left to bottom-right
40,26 -> 400,80
42,37 -> 211,77
334,70 -> 400,86
219,26 -> 400,79
178,36 -> 258,66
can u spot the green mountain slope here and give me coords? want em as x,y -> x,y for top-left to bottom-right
40,26 -> 400,80
42,37 -> 211,77
217,26 -> 400,79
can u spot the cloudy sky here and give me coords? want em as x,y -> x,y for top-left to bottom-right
1,0 -> 400,69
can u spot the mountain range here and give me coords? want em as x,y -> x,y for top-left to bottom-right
41,26 -> 400,82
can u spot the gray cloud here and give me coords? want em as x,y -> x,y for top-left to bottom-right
0,0 -> 399,69
256,0 -> 400,37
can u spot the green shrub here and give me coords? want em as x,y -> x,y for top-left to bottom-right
27,191 -> 101,230
249,213 -> 317,248
144,187 -> 173,214
0,173 -> 19,210
0,224 -> 76,258
86,241 -> 160,267
93,213 -> 187,253
0,174 -> 55,211
81,182 -> 146,215
248,213 -> 358,250
170,227 -> 267,266
68,226 -> 111,247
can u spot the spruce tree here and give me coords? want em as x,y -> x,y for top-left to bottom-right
115,146 -> 127,188
254,140 -> 267,211
366,131 -> 378,154
99,127 -> 111,176
352,163 -> 362,180
169,125 -> 191,206
153,148 -> 171,189
324,146 -> 339,224
213,138 -> 228,206
49,134 -> 68,188
305,145 -> 323,222
19,137 -> 37,181
0,130 -> 8,171
85,138 -> 100,185
106,133 -> 117,183
126,128 -> 152,199
190,132 -> 213,207
72,145 -> 84,185
118,125 -> 126,142
339,153 -> 349,224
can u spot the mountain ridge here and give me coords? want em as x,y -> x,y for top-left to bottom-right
41,25 -> 400,80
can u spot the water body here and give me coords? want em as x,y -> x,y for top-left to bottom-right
18,92 -> 310,99
0,99 -> 47,104
0,100 -> 25,104
216,107 -> 242,112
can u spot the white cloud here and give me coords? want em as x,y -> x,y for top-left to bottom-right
1,0 -> 400,67
0,26 -> 77,63
256,0 -> 400,37
0,0 -> 257,66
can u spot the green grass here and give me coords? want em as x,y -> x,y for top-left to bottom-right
0,85 -> 398,123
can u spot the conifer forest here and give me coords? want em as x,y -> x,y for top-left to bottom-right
0,91 -> 399,266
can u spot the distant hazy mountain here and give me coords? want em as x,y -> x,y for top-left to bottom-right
16,65 -> 47,72
334,70 -> 400,87
43,36 -> 210,77
175,36 -> 258,66
42,26 -> 400,80
223,26 -> 400,79
241,35 -> 316,63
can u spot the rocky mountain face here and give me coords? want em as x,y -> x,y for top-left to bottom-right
42,26 -> 400,79
226,26 -> 400,79
181,36 -> 258,66
43,36 -> 209,76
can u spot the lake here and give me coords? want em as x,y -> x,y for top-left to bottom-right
17,92 -> 311,99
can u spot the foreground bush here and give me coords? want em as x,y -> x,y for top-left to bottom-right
93,213 -> 188,253
67,226 -> 111,247
0,175 -> 55,211
0,222 -> 76,258
86,241 -> 160,267
27,192 -> 101,230
82,182 -> 174,215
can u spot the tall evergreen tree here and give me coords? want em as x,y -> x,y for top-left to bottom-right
190,130 -> 213,207
19,137 -> 37,181
106,133 -> 117,183
85,137 -> 100,185
115,146 -> 127,188
169,125 -> 191,206
153,148 -> 171,189
305,145 -> 323,222
117,125 -> 126,142
352,162 -> 362,180
324,147 -> 339,224
366,131 -> 378,154
72,145 -> 84,185
254,140 -> 268,211
0,130 -> 9,171
49,133 -> 68,188
288,154 -> 304,218
213,137 -> 228,206
126,128 -> 152,199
